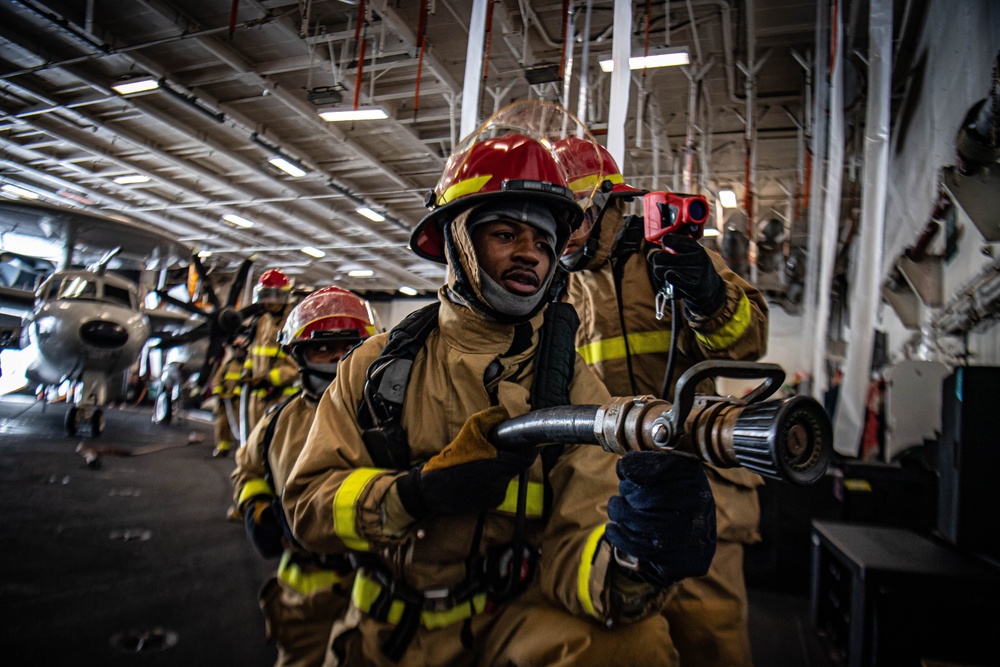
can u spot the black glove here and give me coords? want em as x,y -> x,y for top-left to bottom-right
605,452 -> 716,588
649,234 -> 727,317
243,496 -> 284,559
395,406 -> 538,519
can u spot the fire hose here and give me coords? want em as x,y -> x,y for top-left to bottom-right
491,360 -> 832,486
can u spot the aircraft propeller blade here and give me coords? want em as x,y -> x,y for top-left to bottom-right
226,258 -> 254,309
155,291 -> 210,317
191,253 -> 222,311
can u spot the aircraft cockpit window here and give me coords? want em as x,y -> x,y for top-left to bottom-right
57,277 -> 98,301
102,284 -> 134,308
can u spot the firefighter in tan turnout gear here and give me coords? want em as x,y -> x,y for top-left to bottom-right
243,268 -> 300,435
284,104 -> 718,667
555,136 -> 769,667
232,286 -> 379,667
211,340 -> 247,458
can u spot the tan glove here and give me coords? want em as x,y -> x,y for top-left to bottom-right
394,406 -> 537,519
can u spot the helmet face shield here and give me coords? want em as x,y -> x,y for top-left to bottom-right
279,286 -> 379,361
253,268 -> 293,304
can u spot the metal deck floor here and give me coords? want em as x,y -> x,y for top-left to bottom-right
0,393 -> 834,666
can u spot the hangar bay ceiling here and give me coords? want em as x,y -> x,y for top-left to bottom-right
0,0 -> 897,297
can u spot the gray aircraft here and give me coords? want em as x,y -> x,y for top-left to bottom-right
0,200 -> 250,436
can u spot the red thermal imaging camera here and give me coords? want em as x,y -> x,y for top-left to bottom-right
642,192 -> 710,244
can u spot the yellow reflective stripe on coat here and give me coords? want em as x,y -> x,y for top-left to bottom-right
277,550 -> 343,596
352,572 -> 488,631
694,292 -> 751,351
252,344 -> 282,358
578,524 -> 607,619
268,368 -> 284,385
238,478 -> 275,507
224,371 -> 242,381
576,330 -> 672,366
333,468 -> 383,551
495,479 -> 544,516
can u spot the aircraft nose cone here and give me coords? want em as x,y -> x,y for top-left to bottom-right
80,321 -> 129,348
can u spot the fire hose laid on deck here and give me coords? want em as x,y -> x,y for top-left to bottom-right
491,360 -> 832,486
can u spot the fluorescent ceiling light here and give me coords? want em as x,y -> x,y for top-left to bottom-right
113,174 -> 150,185
268,156 -> 307,178
222,213 -> 254,228
1,231 -> 62,260
1,184 -> 40,200
198,250 -> 213,258
111,76 -> 160,95
398,286 -> 418,296
356,206 -> 385,222
319,106 -> 389,122
599,47 -> 690,72
702,227 -> 721,238
719,189 -> 738,208
348,269 -> 374,278
301,246 -> 326,258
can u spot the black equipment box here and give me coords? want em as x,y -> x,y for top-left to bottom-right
810,520 -> 1000,667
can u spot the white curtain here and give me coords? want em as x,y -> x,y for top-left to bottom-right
833,0 -> 892,456
811,0 -> 844,403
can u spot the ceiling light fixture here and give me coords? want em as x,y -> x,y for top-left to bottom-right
319,106 -> 389,122
702,227 -> 721,238
719,189 -> 739,208
356,206 -> 385,222
398,286 -> 418,296
347,269 -> 374,278
301,246 -> 326,258
222,213 -> 254,228
599,46 -> 690,72
113,174 -> 150,185
267,156 -> 307,178
1,184 -> 40,199
111,75 -> 160,95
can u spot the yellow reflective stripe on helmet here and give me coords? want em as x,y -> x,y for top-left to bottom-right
568,172 -> 624,194
578,524 -> 607,619
496,479 -> 544,516
440,175 -> 492,205
277,551 -> 344,596
238,478 -> 275,507
576,330 -> 672,366
333,468 -> 384,551
694,292 -> 751,351
352,572 -> 489,630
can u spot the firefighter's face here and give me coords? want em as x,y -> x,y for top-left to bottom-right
471,219 -> 552,297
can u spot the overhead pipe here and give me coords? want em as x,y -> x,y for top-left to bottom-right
575,0 -> 594,125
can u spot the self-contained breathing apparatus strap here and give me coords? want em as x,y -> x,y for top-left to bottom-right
354,301 -> 580,661
256,396 -> 311,554
357,302 -> 440,469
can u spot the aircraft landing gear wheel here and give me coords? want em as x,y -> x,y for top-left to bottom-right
65,406 -> 79,436
153,391 -> 172,425
90,409 -> 105,436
